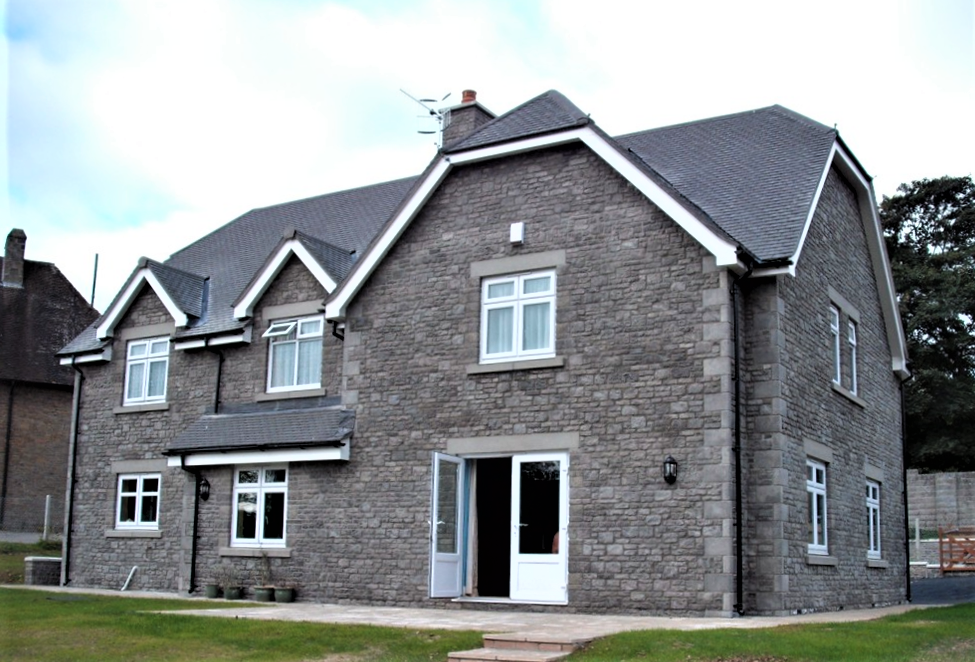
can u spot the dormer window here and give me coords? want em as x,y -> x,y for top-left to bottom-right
124,337 -> 170,404
265,315 -> 323,392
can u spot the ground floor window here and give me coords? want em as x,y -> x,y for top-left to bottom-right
231,465 -> 288,547
807,459 -> 828,555
867,479 -> 881,559
116,473 -> 160,529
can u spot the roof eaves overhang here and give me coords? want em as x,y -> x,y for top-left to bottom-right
233,236 -> 339,320
96,265 -> 190,339
326,126 -> 743,320
165,441 -> 349,468
778,140 -> 909,380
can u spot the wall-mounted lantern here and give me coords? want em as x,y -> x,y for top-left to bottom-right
663,456 -> 679,485
199,477 -> 211,501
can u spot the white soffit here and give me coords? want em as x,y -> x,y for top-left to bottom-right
325,127 -> 740,320
234,240 -> 338,320
97,269 -> 187,339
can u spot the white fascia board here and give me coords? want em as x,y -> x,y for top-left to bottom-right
59,348 -> 113,366
752,265 -> 796,278
167,444 -> 349,467
173,328 -> 252,352
97,269 -> 188,339
234,240 -> 338,320
326,158 -> 453,320
789,141 -> 909,379
326,128 -> 740,319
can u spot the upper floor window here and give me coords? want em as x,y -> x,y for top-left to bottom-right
807,459 -> 828,555
866,479 -> 881,559
264,315 -> 323,392
848,321 -> 858,395
124,337 -> 169,404
480,271 -> 556,363
829,307 -> 841,385
232,466 -> 287,548
116,473 -> 160,530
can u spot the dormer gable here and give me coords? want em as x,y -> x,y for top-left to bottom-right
233,228 -> 354,320
96,258 -> 207,339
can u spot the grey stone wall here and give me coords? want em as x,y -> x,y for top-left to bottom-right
343,144 -> 735,614
907,470 -> 975,531
742,168 -> 907,615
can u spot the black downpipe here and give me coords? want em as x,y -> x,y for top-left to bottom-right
331,321 -> 345,342
208,348 -> 224,414
731,265 -> 752,616
62,367 -> 84,586
1,381 -> 15,528
900,377 -> 913,602
189,469 -> 202,594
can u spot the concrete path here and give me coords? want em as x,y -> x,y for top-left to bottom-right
2,584 -> 935,639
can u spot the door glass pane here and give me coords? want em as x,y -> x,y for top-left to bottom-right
236,492 -> 258,539
436,459 -> 458,554
519,460 -> 560,554
486,307 -> 514,354
265,469 -> 286,484
522,302 -> 550,351
237,470 -> 258,484
264,492 -> 285,540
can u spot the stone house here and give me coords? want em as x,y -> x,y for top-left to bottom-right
1,228 -> 99,533
58,90 -> 909,616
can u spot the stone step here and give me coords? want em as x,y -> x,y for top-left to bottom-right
447,647 -> 573,662
482,633 -> 589,653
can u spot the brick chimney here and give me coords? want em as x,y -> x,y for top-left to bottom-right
2,228 -> 26,288
442,89 -> 495,149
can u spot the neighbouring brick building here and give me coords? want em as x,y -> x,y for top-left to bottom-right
1,228 -> 99,533
58,90 -> 909,616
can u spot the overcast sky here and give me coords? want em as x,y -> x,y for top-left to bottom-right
3,0 -> 973,311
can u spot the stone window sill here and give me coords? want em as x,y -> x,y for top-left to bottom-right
114,403 -> 170,415
105,529 -> 162,538
806,554 -> 838,566
467,356 -> 565,375
867,558 -> 889,569
831,383 -> 866,408
219,547 -> 292,558
255,388 -> 326,402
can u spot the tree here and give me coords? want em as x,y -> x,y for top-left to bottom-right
880,175 -> 975,472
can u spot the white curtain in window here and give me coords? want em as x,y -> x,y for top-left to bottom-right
296,340 -> 321,386
271,343 -> 296,388
127,364 -> 145,400
147,361 -> 167,397
487,307 -> 513,354
522,302 -> 550,351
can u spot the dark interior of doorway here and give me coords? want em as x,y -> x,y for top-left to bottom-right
475,457 -> 511,597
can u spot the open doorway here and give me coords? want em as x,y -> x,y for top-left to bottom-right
473,457 -> 511,597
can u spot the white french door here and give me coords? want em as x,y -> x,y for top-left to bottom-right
429,452 -> 464,597
509,452 -> 568,603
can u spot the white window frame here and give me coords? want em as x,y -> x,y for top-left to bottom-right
807,459 -> 828,555
264,314 -> 323,392
829,307 -> 841,386
115,473 -> 161,530
123,337 -> 170,404
867,479 -> 881,559
848,320 -> 858,395
480,270 -> 556,364
231,465 -> 288,548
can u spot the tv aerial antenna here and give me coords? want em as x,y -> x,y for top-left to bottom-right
401,89 -> 451,148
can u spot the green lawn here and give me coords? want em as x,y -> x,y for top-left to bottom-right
0,587 -> 484,661
572,603 -> 975,661
0,540 -> 62,583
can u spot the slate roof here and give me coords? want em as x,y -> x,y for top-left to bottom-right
443,90 -> 590,153
61,92 -> 852,357
166,407 -> 354,455
61,177 -> 418,355
1,258 -> 99,384
616,105 -> 838,262
143,258 -> 208,319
